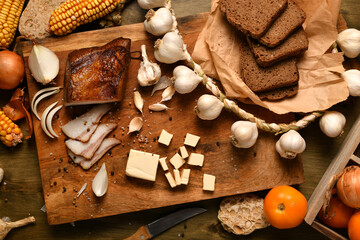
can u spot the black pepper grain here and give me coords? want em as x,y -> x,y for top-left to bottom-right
59,158 -> 63,163
111,171 -> 114,176
169,116 -> 172,121
216,142 -> 220,147
62,187 -> 66,193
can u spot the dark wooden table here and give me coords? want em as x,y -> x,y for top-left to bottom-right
0,0 -> 359,239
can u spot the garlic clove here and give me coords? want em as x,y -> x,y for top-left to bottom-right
128,117 -> 143,134
161,85 -> 175,102
144,8 -> 174,36
230,121 -> 258,148
149,103 -> 169,111
137,45 -> 161,87
151,75 -> 172,96
28,44 -> 59,85
154,32 -> 186,64
337,28 -> 360,58
342,69 -> 360,97
174,65 -> 202,94
134,91 -> 144,115
319,111 -> 346,138
275,130 -> 306,159
92,163 -> 108,197
137,0 -> 167,9
195,94 -> 224,120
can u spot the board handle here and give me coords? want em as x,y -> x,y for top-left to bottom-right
124,225 -> 152,240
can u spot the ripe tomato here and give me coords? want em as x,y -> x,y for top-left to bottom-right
264,185 -> 307,229
348,211 -> 360,240
317,196 -> 355,228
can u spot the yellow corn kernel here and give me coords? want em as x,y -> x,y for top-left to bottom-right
0,111 -> 23,146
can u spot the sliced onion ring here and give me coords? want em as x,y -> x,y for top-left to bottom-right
40,101 -> 58,138
46,105 -> 62,138
31,87 -> 61,120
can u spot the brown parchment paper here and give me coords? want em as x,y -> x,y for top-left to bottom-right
192,0 -> 349,114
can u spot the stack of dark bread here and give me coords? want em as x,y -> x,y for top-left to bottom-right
220,0 -> 308,101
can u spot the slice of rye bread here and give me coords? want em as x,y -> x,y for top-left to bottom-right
258,0 -> 306,47
239,39 -> 299,93
247,28 -> 308,67
219,0 -> 288,39
258,84 -> 299,101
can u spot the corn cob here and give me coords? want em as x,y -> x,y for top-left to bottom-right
99,0 -> 128,28
0,0 -> 26,48
0,110 -> 23,147
49,0 -> 121,36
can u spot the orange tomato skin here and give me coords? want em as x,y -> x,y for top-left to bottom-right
317,196 -> 355,228
264,185 -> 307,229
348,211 -> 360,240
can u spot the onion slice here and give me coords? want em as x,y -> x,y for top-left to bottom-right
46,105 -> 62,138
40,101 -> 58,138
31,87 -> 61,120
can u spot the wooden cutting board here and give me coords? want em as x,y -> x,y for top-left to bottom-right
17,12 -> 304,225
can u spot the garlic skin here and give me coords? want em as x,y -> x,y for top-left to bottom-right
174,65 -> 202,94
154,32 -> 186,64
342,69 -> 360,96
195,94 -> 224,120
337,28 -> 360,58
319,111 -> 346,138
276,130 -> 306,159
137,45 -> 161,87
230,121 -> 258,148
92,163 -> 108,197
137,0 -> 166,9
28,44 -> 59,85
144,8 -> 174,36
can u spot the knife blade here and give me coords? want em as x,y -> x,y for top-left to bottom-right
124,207 -> 207,240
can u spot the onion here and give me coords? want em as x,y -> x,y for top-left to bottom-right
0,50 -> 25,89
40,101 -> 58,138
337,166 -> 360,208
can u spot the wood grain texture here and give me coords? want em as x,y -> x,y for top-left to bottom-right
0,0 -> 359,239
18,13 -> 304,225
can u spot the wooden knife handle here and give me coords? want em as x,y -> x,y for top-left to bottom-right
124,225 -> 152,240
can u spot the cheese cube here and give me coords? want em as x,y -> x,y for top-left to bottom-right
203,174 -> 215,191
125,149 -> 160,182
165,172 -> 176,188
158,129 -> 173,146
159,157 -> 168,171
184,133 -> 200,147
174,169 -> 181,186
188,153 -> 204,167
179,146 -> 189,159
169,153 -> 185,169
181,169 -> 191,185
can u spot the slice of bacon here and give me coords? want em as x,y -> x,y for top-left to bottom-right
68,138 -> 120,170
65,123 -> 117,159
61,104 -> 112,142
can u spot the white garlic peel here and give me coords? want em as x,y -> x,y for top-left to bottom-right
174,65 -> 202,94
28,44 -> 59,85
342,69 -> 360,96
144,8 -> 174,36
195,94 -> 224,120
319,111 -> 346,138
154,32 -> 186,64
230,121 -> 258,148
137,45 -> 161,87
337,28 -> 360,58
137,0 -> 166,9
92,163 -> 108,197
275,130 -> 306,159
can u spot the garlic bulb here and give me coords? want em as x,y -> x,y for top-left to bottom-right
154,32 -> 186,64
137,0 -> 166,9
92,163 -> 108,197
28,44 -> 59,85
342,69 -> 360,96
195,94 -> 224,120
137,45 -> 161,87
144,8 -> 174,36
230,121 -> 258,148
319,111 -> 346,138
276,130 -> 306,159
174,65 -> 202,94
337,28 -> 360,58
